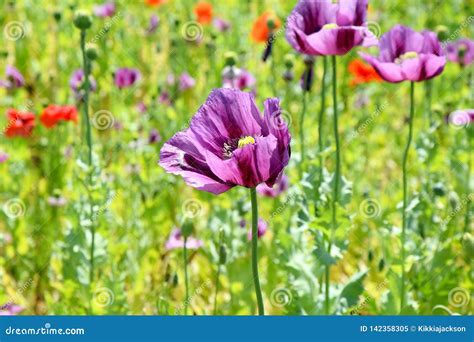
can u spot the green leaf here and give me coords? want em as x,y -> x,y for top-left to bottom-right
339,270 -> 367,307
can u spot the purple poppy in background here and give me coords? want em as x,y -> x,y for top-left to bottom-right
256,174 -> 288,197
114,68 -> 141,88
179,72 -> 196,91
222,68 -> 256,91
360,25 -> 446,83
137,102 -> 148,113
146,15 -> 160,34
446,38 -> 474,67
93,1 -> 116,17
0,303 -> 24,316
286,0 -> 376,56
69,69 -> 97,99
0,65 -> 25,89
159,90 -> 172,106
0,152 -> 8,163
247,218 -> 268,240
159,88 -> 291,194
165,228 -> 203,250
149,128 -> 161,144
447,109 -> 474,128
213,17 -> 231,32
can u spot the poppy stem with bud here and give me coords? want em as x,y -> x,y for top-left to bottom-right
401,81 -> 415,311
318,56 -> 328,184
183,237 -> 189,315
250,187 -> 264,315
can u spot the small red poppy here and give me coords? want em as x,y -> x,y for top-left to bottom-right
40,105 -> 78,128
194,1 -> 213,24
4,109 -> 36,137
348,59 -> 382,86
251,12 -> 281,43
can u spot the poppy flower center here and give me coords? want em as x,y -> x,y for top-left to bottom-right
322,23 -> 338,30
238,136 -> 256,148
395,51 -> 419,64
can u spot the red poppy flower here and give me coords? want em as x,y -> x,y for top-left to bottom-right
4,109 -> 36,137
251,12 -> 281,43
146,0 -> 166,6
40,105 -> 78,128
348,59 -> 383,86
194,1 -> 213,24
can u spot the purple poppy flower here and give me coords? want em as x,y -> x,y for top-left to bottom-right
360,25 -> 446,83
1,65 -> 25,89
179,72 -> 196,91
247,218 -> 268,240
137,102 -> 148,113
213,17 -> 231,32
447,109 -> 474,128
286,0 -> 376,56
93,1 -> 116,17
159,88 -> 291,194
146,15 -> 160,34
223,68 -> 256,91
0,152 -> 8,163
114,68 -> 141,89
165,228 -> 203,250
256,174 -> 289,197
69,69 -> 97,99
0,303 -> 24,316
149,128 -> 161,144
446,38 -> 474,67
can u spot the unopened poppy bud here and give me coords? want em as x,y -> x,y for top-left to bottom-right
73,10 -> 92,30
172,273 -> 179,287
284,54 -> 295,69
432,182 -> 445,197
435,25 -> 448,41
181,220 -> 193,238
303,54 -> 315,66
458,43 -> 467,59
86,45 -> 98,60
282,69 -> 294,82
219,245 -> 227,264
224,51 -> 237,66
266,18 -> 276,30
53,11 -> 62,22
378,258 -> 385,271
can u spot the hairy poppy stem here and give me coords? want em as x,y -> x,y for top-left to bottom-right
464,128 -> 472,232
326,55 -> 340,315
401,81 -> 415,311
183,237 -> 189,315
250,187 -> 264,315
318,56 -> 328,184
299,91 -> 307,177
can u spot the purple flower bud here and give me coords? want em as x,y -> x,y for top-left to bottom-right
93,1 -> 116,17
114,68 -> 141,88
179,72 -> 196,91
146,15 -> 160,34
149,128 -> 161,144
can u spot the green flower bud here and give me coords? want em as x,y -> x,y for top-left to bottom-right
224,51 -> 238,67
435,25 -> 448,42
73,10 -> 92,30
432,182 -> 446,197
86,44 -> 98,60
53,11 -> 62,22
181,220 -> 193,238
266,18 -> 276,30
219,245 -> 227,264
284,54 -> 295,69
462,233 -> 474,259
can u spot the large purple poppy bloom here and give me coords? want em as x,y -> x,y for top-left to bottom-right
360,25 -> 446,83
159,88 -> 291,194
0,303 -> 24,316
286,0 -> 376,56
446,38 -> 474,67
114,68 -> 141,88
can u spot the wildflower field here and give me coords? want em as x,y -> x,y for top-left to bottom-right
0,0 -> 472,316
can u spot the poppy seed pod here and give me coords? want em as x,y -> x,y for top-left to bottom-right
73,10 -> 92,30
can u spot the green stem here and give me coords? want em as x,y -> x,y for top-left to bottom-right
318,57 -> 328,184
183,237 -> 189,315
326,55 -> 340,315
250,187 -> 264,315
80,29 -> 96,305
300,91 -> 307,176
464,129 -> 472,232
401,81 -> 415,311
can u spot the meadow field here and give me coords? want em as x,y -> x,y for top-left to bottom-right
0,0 -> 472,316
